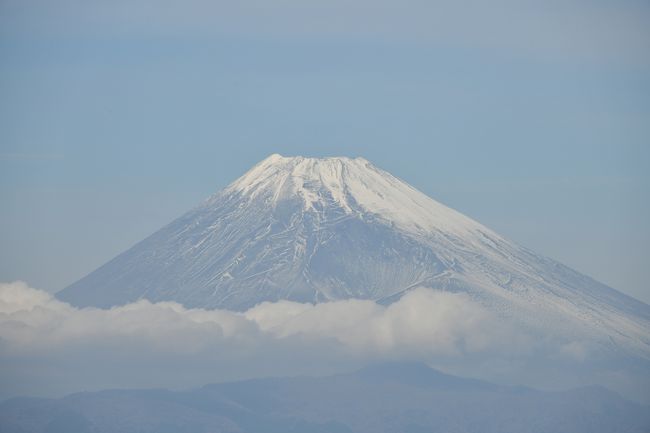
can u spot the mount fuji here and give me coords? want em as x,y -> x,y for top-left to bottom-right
57,154 -> 650,359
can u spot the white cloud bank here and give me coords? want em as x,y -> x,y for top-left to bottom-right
0,281 -> 512,357
1,281 -> 646,402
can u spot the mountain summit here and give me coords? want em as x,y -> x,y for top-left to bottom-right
57,154 -> 650,357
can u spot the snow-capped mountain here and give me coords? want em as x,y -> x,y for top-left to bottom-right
57,155 -> 650,358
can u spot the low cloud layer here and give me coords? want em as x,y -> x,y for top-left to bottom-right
0,281 -> 514,356
1,281 -> 646,402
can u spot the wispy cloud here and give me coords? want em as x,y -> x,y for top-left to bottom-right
0,153 -> 64,161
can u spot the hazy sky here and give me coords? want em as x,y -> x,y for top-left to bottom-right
1,0 -> 649,302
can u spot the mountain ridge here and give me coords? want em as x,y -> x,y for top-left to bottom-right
3,362 -> 649,433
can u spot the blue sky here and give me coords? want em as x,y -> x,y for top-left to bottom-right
1,0 -> 649,302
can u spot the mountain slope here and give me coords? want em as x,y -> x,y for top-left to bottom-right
2,363 -> 649,433
57,154 -> 650,358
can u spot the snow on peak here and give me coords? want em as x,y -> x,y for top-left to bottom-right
223,154 -> 496,240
